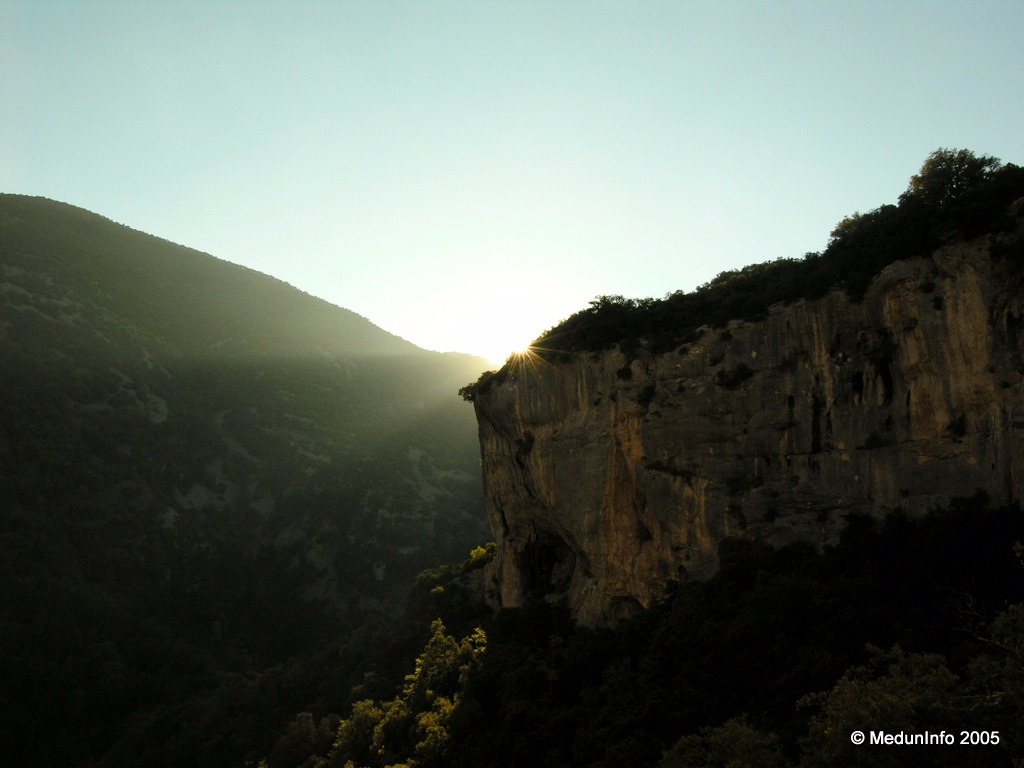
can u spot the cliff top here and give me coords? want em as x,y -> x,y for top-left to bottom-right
462,149 -> 1024,401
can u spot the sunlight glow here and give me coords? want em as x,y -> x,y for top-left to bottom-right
475,337 -> 538,368
502,342 -> 566,380
9,4 -> 1021,368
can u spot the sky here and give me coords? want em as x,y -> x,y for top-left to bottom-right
3,1 -> 1024,365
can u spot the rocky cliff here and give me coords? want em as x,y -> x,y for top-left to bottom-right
473,234 -> 1024,625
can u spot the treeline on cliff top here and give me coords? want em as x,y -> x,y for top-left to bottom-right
258,494 -> 1024,768
544,149 -> 1024,356
464,149 -> 1024,399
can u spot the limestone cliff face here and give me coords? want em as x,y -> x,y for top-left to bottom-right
474,239 -> 1024,626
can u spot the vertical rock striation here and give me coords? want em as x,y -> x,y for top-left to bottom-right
473,239 -> 1024,625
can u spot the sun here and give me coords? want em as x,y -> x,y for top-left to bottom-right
503,343 -> 564,380
506,343 -> 535,362
480,335 -> 541,368
506,346 -> 533,364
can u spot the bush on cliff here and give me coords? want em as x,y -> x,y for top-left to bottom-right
461,149 -> 1024,400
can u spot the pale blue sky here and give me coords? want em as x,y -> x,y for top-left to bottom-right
3,1 -> 1023,364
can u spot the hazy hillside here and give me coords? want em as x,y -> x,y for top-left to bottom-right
0,195 -> 490,766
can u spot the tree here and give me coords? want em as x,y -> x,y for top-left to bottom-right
660,717 -> 789,768
798,646 -> 975,768
324,620 -> 486,768
967,602 -> 1024,762
900,148 -> 1002,208
330,700 -> 384,768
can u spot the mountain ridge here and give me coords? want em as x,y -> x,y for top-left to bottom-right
0,193 -> 429,360
0,193 -> 490,766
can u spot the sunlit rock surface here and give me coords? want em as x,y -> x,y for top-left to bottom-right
473,237 -> 1024,626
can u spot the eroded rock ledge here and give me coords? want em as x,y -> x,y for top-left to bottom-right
473,239 -> 1024,625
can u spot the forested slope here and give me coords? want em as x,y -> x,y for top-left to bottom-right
0,195 -> 489,766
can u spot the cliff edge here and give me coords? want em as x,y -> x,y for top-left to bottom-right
472,219 -> 1024,626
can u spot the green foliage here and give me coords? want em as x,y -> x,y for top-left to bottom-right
10,155 -> 1024,767
414,542 -> 496,587
0,195 -> 490,766
439,500 -> 1024,767
461,149 -> 1024,398
798,647 -> 963,767
263,498 -> 1024,768
265,712 -> 340,768
969,603 -> 1024,708
900,147 -> 1002,208
319,620 -> 487,768
966,602 -> 1024,758
409,542 -> 496,624
660,717 -> 788,768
